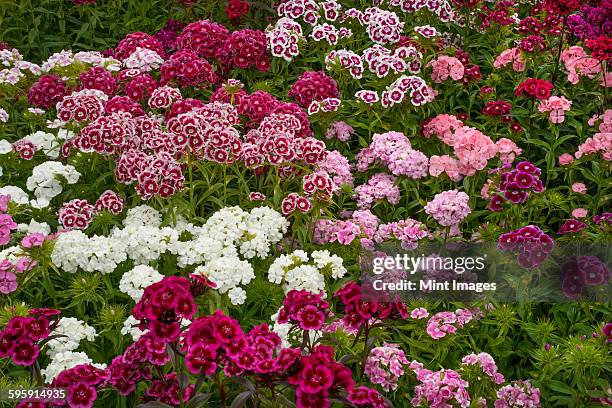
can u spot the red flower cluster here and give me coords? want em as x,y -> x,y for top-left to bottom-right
145,372 -> 195,406
105,95 -> 145,117
482,100 -> 512,120
27,74 -> 67,109
489,161 -> 544,211
586,35 -> 612,62
220,29 -> 270,72
124,73 -> 159,101
287,344 -> 355,408
56,90 -> 106,123
498,225 -> 554,268
94,190 -> 125,215
12,140 -> 38,160
519,35 -> 546,53
119,150 -> 185,199
302,170 -> 334,200
176,20 -> 229,59
132,276 -> 196,342
515,78 -> 554,100
557,219 -> 588,235
51,364 -> 108,408
79,66 -> 118,96
277,289 -> 330,330
72,113 -> 136,155
334,281 -> 409,329
544,0 -> 585,16
288,71 -> 340,108
281,193 -> 312,215
0,312 -> 56,366
114,32 -> 165,61
226,0 -> 250,19
160,50 -> 217,87
107,332 -> 170,395
148,85 -> 183,110
58,198 -> 96,230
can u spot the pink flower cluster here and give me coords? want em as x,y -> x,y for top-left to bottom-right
498,226 -> 554,268
493,47 -> 526,72
538,96 -> 572,123
561,46 -> 611,87
427,55 -> 465,83
277,289 -> 330,330
354,173 -> 400,209
356,131 -> 429,179
575,132 -> 612,161
411,365 -> 471,407
58,198 -> 95,230
494,381 -> 541,408
0,195 -> 17,246
426,308 -> 479,339
317,150 -> 354,189
423,115 -> 499,176
364,343 -> 409,391
288,71 -> 339,108
373,218 -> 428,250
461,352 -> 505,384
0,311 -> 56,366
424,189 -> 471,229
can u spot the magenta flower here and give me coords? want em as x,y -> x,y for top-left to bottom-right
0,270 -> 17,294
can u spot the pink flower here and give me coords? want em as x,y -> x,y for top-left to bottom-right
537,96 -> 572,123
493,47 -> 526,72
0,195 -> 9,212
571,182 -> 587,194
427,56 -> 465,83
559,153 -> 575,165
410,307 -> 429,319
424,190 -> 471,228
0,270 -> 17,294
572,208 -> 588,218
496,138 -> 522,165
21,233 -> 46,248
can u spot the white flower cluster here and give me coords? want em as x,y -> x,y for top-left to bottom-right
52,205 -> 288,305
0,186 -> 29,205
124,47 -> 164,72
0,48 -> 41,85
0,139 -> 11,177
21,131 -> 61,158
41,351 -> 106,382
119,265 -> 164,302
41,317 -> 102,381
268,249 -> 347,294
26,161 -> 81,208
41,49 -> 120,72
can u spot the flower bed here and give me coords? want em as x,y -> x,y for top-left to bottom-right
0,0 -> 610,407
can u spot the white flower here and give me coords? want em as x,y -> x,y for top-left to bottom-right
17,219 -> 51,235
0,139 -> 12,153
121,316 -> 146,341
119,265 -> 164,302
41,351 -> 106,382
22,131 -> 61,158
26,162 -> 81,208
228,287 -> 247,305
0,186 -> 29,204
46,317 -> 97,358
0,108 -> 8,123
